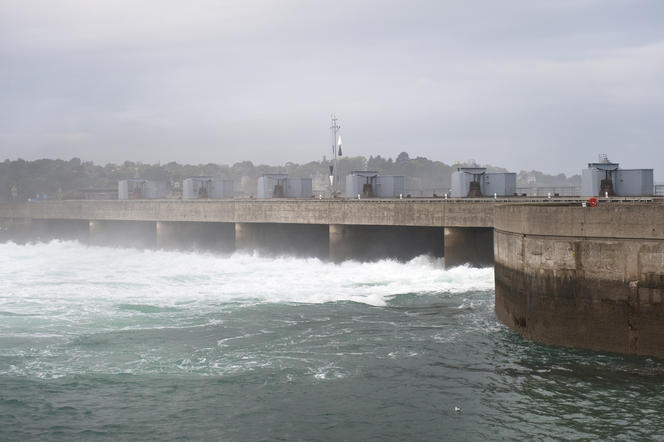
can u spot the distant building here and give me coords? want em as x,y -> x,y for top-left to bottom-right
118,179 -> 167,199
182,177 -> 233,199
581,158 -> 653,197
257,174 -> 312,198
450,167 -> 516,197
345,171 -> 405,198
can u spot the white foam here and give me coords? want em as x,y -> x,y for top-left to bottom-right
0,241 -> 494,331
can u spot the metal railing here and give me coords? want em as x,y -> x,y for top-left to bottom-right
515,186 -> 580,197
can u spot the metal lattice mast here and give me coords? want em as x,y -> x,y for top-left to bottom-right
330,114 -> 341,194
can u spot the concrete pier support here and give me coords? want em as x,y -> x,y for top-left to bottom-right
329,224 -> 444,263
235,222 -> 329,258
443,227 -> 493,268
89,220 -> 157,248
156,221 -> 235,252
494,204 -> 664,359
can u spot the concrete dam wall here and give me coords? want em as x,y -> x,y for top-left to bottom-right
0,199 -> 495,265
494,204 -> 664,358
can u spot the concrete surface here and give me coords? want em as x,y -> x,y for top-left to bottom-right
494,203 -> 664,358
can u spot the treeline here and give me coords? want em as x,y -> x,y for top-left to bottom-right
0,154 -> 580,201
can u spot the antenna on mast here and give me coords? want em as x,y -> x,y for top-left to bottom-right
330,114 -> 341,195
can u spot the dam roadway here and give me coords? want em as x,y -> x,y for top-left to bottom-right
1,197 -> 663,359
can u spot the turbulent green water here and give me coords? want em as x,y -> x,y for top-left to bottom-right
1,241 -> 663,441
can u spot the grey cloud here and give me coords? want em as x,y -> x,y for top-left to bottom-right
1,0 -> 663,177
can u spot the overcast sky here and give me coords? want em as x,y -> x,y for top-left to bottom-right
1,0 -> 663,177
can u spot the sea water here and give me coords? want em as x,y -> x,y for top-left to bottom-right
0,241 -> 663,440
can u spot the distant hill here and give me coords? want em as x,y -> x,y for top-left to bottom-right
0,154 -> 581,201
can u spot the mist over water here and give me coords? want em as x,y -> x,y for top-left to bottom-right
1,241 -> 663,440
